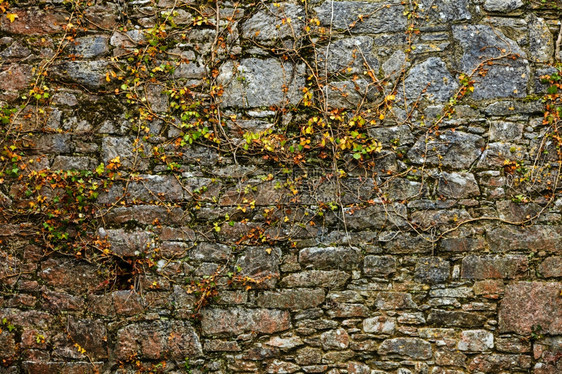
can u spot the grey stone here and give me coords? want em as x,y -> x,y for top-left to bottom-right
436,172 -> 480,199
218,58 -> 304,108
489,121 -> 523,141
319,36 -> 378,74
527,14 -> 554,63
378,338 -> 432,359
315,1 -> 407,34
280,270 -> 350,288
402,57 -> 458,103
299,247 -> 361,270
101,136 -> 151,170
415,257 -> 450,284
408,130 -> 484,169
324,79 -> 374,108
53,61 -> 109,88
453,25 -> 529,99
201,308 -> 291,336
242,3 -> 305,42
69,35 -> 110,58
483,0 -> 524,12
343,203 -> 407,230
418,0 -> 471,26
382,50 -> 409,78
145,83 -> 169,112
126,175 -> 184,202
51,156 -> 98,170
256,289 -> 325,310
363,255 -> 396,277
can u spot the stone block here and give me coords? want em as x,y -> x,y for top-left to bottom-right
201,308 -> 290,335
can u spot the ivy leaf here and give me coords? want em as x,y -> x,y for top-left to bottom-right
6,13 -> 18,23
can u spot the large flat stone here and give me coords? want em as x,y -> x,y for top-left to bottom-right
201,308 -> 291,335
499,282 -> 562,334
218,58 -> 304,108
453,24 -> 529,99
315,1 -> 407,34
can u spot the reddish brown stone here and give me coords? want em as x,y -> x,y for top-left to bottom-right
116,321 -> 201,360
0,330 -> 16,359
462,255 -> 528,279
0,64 -> 32,91
0,9 -> 66,35
473,279 -> 505,299
499,282 -> 562,335
539,257 -> 562,278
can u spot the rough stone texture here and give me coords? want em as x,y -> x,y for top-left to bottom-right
408,130 -> 484,169
1,0 -> 561,372
315,1 -> 407,34
201,308 -> 291,335
242,3 -> 305,42
402,57 -> 458,103
453,25 -> 529,99
499,282 -> 562,334
218,58 -> 304,108
484,0 -> 524,13
378,338 -> 433,359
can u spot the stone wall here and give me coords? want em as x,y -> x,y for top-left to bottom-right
1,0 -> 562,373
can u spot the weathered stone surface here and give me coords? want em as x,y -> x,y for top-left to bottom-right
539,257 -> 562,278
458,330 -> 494,352
453,25 -> 529,99
378,338 -> 432,359
436,172 -> 480,199
201,308 -> 290,335
106,229 -> 152,257
418,0 -> 471,26
242,3 -> 305,42
315,1 -> 407,34
375,292 -> 417,310
256,289 -> 325,310
415,257 -> 450,284
461,255 -> 528,279
0,64 -> 32,91
484,0 -> 524,12
116,321 -> 202,359
67,318 -> 107,359
343,203 -> 407,230
281,270 -> 350,288
499,282 -> 562,334
527,14 -> 554,63
69,35 -> 109,58
364,255 -> 396,277
402,57 -> 458,103
363,316 -> 396,334
408,130 -> 484,169
320,328 -> 350,350
218,58 -> 304,107
299,247 -> 361,270
0,9 -> 66,34
319,36 -> 378,74
53,61 -> 109,88
488,226 -> 562,253
428,310 -> 486,327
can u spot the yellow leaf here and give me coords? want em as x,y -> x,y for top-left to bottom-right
6,13 -> 18,23
265,248 -> 272,254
